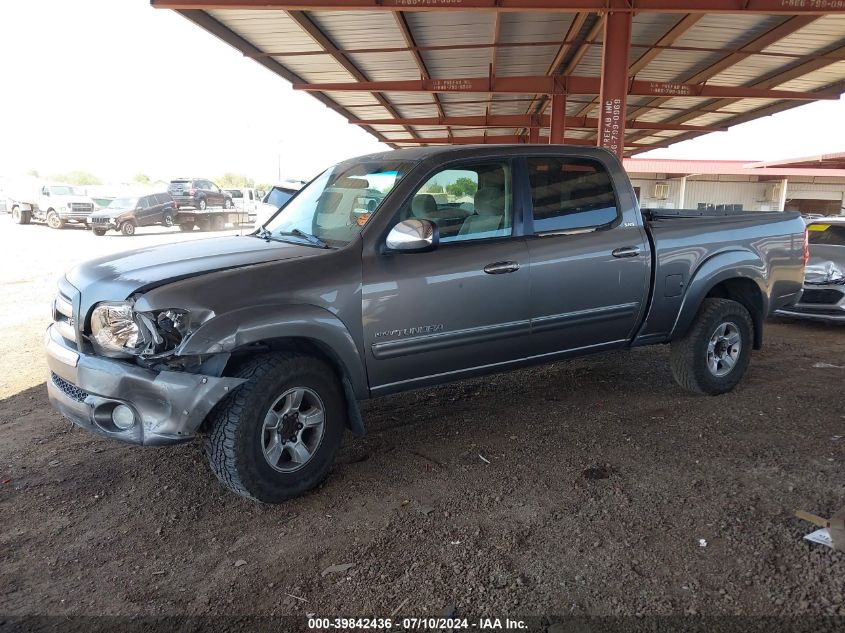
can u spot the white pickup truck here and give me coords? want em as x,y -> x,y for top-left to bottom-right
10,184 -> 96,229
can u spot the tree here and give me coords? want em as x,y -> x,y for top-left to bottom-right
422,183 -> 444,194
133,173 -> 152,185
50,171 -> 102,186
216,173 -> 254,188
446,177 -> 477,199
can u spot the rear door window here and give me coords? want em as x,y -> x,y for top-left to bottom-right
526,157 -> 619,233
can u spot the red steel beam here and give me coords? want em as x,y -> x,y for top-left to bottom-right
389,134 -> 652,147
549,94 -> 567,144
292,75 -> 836,100
152,0 -> 845,15
597,11 -> 632,158
352,114 -> 728,132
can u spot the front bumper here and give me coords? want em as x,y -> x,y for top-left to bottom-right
45,325 -> 244,445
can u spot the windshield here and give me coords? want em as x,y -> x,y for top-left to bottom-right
263,161 -> 412,247
108,197 -> 138,209
49,186 -> 83,196
808,223 -> 845,246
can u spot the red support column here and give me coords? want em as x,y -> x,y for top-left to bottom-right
529,126 -> 540,144
549,93 -> 567,144
597,10 -> 632,159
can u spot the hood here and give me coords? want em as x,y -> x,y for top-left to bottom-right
66,235 -> 322,315
53,195 -> 94,204
90,208 -> 131,218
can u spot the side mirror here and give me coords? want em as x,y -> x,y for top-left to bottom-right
386,219 -> 438,253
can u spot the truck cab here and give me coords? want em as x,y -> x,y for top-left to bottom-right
11,183 -> 96,228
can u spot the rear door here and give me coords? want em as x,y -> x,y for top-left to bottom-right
523,155 -> 650,354
136,196 -> 153,226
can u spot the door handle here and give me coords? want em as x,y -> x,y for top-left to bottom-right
484,261 -> 520,275
612,246 -> 642,258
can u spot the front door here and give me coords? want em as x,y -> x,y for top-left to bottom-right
362,159 -> 531,395
523,155 -> 650,354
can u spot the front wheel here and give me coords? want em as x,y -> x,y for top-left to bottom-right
12,206 -> 30,225
198,198 -> 207,211
211,215 -> 225,231
163,212 -> 174,228
203,353 -> 346,503
224,199 -> 233,210
46,210 -> 64,229
670,298 -> 753,396
196,217 -> 211,232
120,220 -> 136,236
93,228 -> 107,236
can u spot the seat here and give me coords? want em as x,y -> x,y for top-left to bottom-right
458,187 -> 506,237
411,193 -> 438,219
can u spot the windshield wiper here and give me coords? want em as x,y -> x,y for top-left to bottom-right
253,226 -> 273,240
277,228 -> 329,249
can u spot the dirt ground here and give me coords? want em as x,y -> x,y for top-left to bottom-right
0,216 -> 843,622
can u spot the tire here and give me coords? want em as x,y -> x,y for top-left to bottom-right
198,198 -> 207,211
179,222 -> 195,232
46,210 -> 64,229
93,228 -> 107,236
120,220 -> 136,236
12,206 -> 30,225
224,199 -> 233,210
163,212 -> 174,228
211,215 -> 226,231
670,298 -> 753,396
203,353 -> 346,503
196,217 -> 211,232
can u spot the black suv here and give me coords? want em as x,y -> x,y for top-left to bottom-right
167,178 -> 233,211
88,193 -> 175,236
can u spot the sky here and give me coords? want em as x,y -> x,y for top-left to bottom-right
0,1 -> 843,185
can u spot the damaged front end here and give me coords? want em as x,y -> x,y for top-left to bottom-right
776,249 -> 845,323
46,287 -> 243,446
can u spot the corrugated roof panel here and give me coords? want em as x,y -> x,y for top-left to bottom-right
764,16 -> 845,56
706,54 -> 796,87
718,97 -> 779,114
208,9 -> 322,53
322,91 -> 382,107
496,46 -> 560,77
674,14 -> 784,50
347,51 -> 421,82
634,50 -> 728,83
310,11 -> 407,49
775,61 -> 845,91
281,55 -> 355,83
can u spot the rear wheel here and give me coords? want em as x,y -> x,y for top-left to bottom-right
93,228 -> 107,236
196,217 -> 211,232
120,220 -> 136,236
12,206 -> 30,225
203,353 -> 346,503
224,199 -> 233,210
211,215 -> 226,231
198,198 -> 207,211
163,212 -> 174,227
46,210 -> 64,229
670,298 -> 753,395
179,222 -> 195,232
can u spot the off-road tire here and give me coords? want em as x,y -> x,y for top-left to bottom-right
203,353 -> 346,503
179,222 -> 195,232
670,298 -> 753,396
12,206 -> 30,224
93,228 -> 107,236
120,220 -> 136,236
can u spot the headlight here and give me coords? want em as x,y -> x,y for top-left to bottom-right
89,302 -> 191,358
90,302 -> 139,356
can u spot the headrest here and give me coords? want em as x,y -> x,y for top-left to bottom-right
474,188 -> 505,216
412,194 -> 438,216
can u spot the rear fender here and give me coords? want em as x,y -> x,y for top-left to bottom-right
670,250 -> 768,347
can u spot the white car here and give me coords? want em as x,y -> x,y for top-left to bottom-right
254,182 -> 304,227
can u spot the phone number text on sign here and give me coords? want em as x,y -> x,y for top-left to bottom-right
601,98 -> 622,155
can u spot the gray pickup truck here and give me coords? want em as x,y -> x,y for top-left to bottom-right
46,146 -> 807,503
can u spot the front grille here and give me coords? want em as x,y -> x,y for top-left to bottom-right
90,216 -> 109,224
70,203 -> 93,213
51,372 -> 89,403
801,289 -> 845,305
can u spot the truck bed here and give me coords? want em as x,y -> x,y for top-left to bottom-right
634,208 -> 806,346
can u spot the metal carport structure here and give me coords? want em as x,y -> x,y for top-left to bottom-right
151,1 -> 845,159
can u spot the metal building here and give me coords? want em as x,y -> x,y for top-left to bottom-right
151,1 -> 845,160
